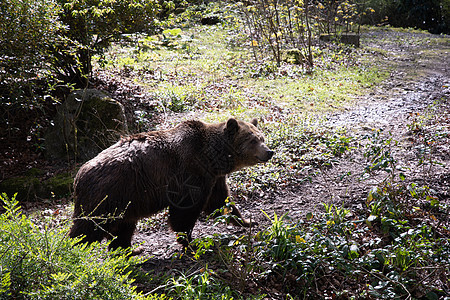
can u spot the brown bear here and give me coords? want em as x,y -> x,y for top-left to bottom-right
69,118 -> 274,252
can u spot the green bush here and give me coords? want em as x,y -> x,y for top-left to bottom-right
0,0 -> 64,102
245,201 -> 448,298
0,0 -> 161,96
360,0 -> 449,33
0,193 -> 166,300
164,266 -> 237,300
54,0 -> 160,85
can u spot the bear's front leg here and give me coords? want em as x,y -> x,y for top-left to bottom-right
165,173 -> 212,247
204,176 -> 252,227
168,206 -> 201,247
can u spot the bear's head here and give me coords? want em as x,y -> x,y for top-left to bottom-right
225,118 -> 274,172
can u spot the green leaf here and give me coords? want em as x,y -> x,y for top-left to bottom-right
163,28 -> 182,36
425,291 -> 439,300
368,215 -> 377,222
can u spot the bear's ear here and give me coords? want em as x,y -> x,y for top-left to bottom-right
226,118 -> 239,137
251,118 -> 258,127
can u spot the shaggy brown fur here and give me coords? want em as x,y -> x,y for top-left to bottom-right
69,118 -> 274,251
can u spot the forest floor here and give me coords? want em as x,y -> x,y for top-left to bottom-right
119,28 -> 449,296
1,26 -> 449,298
131,28 -> 449,257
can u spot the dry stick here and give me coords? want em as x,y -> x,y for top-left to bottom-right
286,5 -> 297,49
304,0 -> 313,68
242,6 -> 259,62
272,0 -> 282,66
360,266 -> 412,299
75,198 -> 131,240
286,6 -> 300,49
407,265 -> 447,296
296,6 -> 309,64
267,9 -> 279,66
252,11 -> 265,57
256,4 -> 273,62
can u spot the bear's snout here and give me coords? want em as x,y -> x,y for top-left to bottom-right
257,149 -> 274,162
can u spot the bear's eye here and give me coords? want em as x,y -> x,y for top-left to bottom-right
250,139 -> 258,145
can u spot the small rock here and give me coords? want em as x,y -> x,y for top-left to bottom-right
201,15 -> 221,25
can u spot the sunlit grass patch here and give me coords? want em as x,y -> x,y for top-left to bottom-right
249,65 -> 388,112
94,23 -> 392,124
150,82 -> 203,113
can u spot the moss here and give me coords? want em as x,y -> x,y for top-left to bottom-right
283,48 -> 305,65
0,176 -> 41,201
0,172 -> 73,202
80,95 -> 124,131
45,172 -> 73,198
44,89 -> 128,161
320,33 -> 360,47
26,168 -> 45,176
74,90 -> 127,159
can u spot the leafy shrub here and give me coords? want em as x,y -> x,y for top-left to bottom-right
164,266 -> 237,300
360,0 -> 449,34
0,193 -> 165,300
209,199 -> 448,298
0,0 -> 64,102
55,0 -> 160,85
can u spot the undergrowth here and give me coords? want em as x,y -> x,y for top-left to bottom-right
0,193 -> 166,300
145,125 -> 449,300
155,195 -> 448,299
154,181 -> 448,299
1,102 -> 448,300
230,116 -> 356,197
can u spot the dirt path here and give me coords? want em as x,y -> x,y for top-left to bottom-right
134,29 -> 450,261
330,30 -> 449,128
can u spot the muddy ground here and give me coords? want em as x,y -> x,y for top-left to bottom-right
132,29 -> 449,269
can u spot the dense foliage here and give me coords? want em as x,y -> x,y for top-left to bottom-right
361,0 -> 449,33
0,0 -> 64,102
0,0 -> 160,103
55,0 -> 160,86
